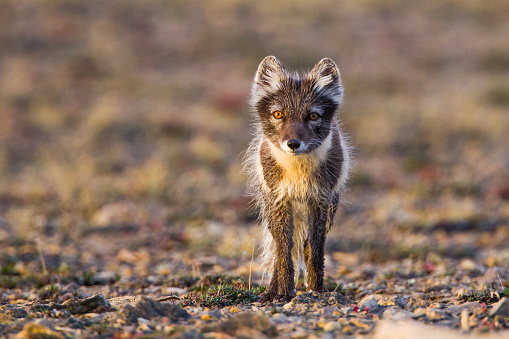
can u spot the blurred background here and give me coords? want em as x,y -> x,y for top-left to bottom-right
1,0 -> 509,281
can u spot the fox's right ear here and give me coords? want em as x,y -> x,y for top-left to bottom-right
251,56 -> 287,101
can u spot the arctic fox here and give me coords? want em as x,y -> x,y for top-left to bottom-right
244,56 -> 350,302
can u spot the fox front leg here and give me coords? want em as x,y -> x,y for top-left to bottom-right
304,202 -> 329,292
259,198 -> 295,303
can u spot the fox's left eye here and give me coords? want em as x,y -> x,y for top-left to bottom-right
308,113 -> 319,121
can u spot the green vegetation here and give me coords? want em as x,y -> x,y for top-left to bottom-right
460,287 -> 509,304
178,275 -> 265,307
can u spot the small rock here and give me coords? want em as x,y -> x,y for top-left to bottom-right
201,314 -> 213,321
119,296 -> 190,324
290,326 -> 307,338
271,313 -> 291,324
202,313 -> 278,338
459,259 -> 483,273
4,307 -> 28,318
342,325 -> 353,334
489,297 -> 509,318
137,322 -> 151,332
283,302 -> 293,310
444,302 -> 478,315
383,307 -> 416,321
322,306 -> 339,316
209,309 -> 223,319
16,323 -> 65,339
358,295 -> 380,311
394,285 -> 405,293
373,319 -> 509,339
63,294 -> 112,314
494,315 -> 507,327
323,321 -> 341,332
377,299 -> 396,307
138,317 -> 150,324
483,267 -> 509,283
91,201 -> 139,227
414,308 -> 445,321
93,271 -> 118,285
460,309 -> 470,330
0,218 -> 14,244
63,282 -> 81,293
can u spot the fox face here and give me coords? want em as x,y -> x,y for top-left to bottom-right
251,56 -> 343,155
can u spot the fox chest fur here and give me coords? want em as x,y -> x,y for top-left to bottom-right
256,124 -> 345,203
245,56 -> 350,302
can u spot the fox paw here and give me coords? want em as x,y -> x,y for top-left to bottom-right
258,291 -> 276,303
274,294 -> 294,303
259,292 -> 294,303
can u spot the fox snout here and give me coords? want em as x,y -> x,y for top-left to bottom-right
281,137 -> 307,155
279,123 -> 310,154
287,139 -> 301,150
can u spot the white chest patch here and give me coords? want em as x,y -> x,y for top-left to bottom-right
266,132 -> 333,199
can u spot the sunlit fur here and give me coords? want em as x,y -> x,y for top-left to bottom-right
243,56 -> 350,296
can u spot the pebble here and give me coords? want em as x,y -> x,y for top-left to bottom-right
138,317 -> 150,324
4,308 -> 28,318
323,321 -> 341,332
209,309 -> 223,319
201,313 -> 278,338
63,294 -> 112,314
350,318 -> 370,329
322,306 -> 339,316
283,302 -> 293,310
342,325 -> 353,334
118,296 -> 190,324
271,313 -> 291,324
414,308 -> 445,321
489,298 -> 509,318
15,323 -> 65,339
358,295 -> 380,311
383,307 -> 416,321
460,309 -> 470,330
445,302 -> 478,315
459,259 -> 482,272
483,267 -> 509,283
137,322 -> 151,332
290,326 -> 307,338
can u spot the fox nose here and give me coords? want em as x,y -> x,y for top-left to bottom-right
287,139 -> 301,151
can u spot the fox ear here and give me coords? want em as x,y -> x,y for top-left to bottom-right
252,56 -> 287,99
308,58 -> 343,104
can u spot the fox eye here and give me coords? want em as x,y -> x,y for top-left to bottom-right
273,111 -> 283,119
309,112 -> 319,120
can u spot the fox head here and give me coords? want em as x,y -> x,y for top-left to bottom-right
250,56 -> 343,155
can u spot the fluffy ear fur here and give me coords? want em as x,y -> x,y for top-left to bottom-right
251,56 -> 287,104
308,58 -> 343,105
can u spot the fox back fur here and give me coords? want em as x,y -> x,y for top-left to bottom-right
244,56 -> 350,302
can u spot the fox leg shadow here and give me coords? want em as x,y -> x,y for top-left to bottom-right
259,198 -> 295,303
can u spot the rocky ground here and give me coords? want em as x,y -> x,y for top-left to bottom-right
1,253 -> 509,338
